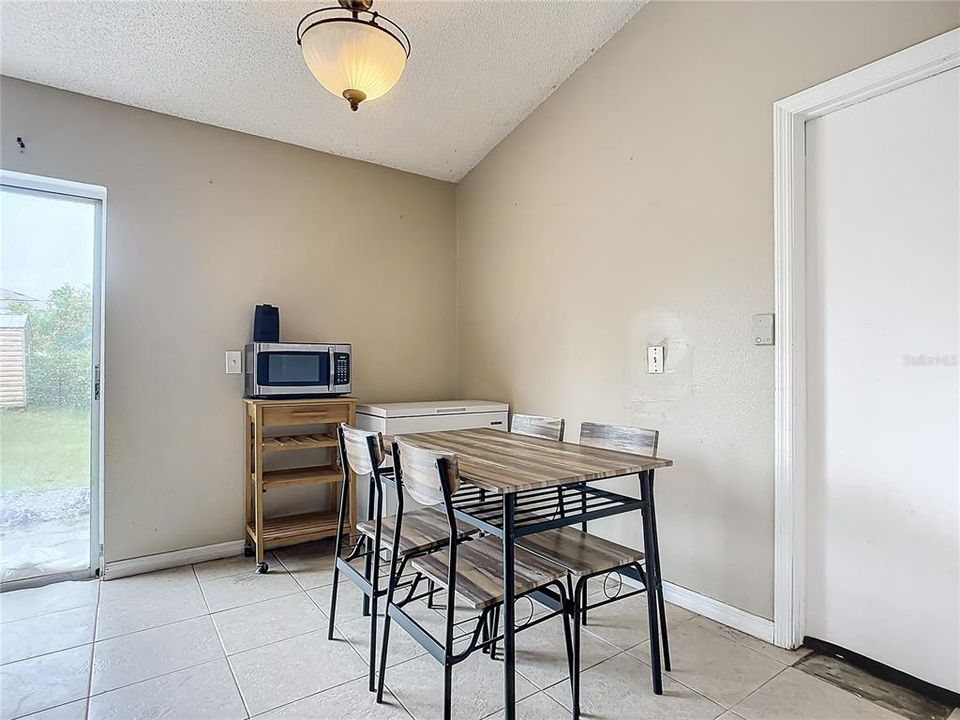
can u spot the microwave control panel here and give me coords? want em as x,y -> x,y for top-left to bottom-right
334,353 -> 351,385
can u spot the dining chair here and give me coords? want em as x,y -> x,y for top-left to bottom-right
377,437 -> 577,720
516,422 -> 671,711
329,423 -> 478,692
509,412 -> 566,441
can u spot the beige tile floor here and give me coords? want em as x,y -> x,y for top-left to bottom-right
1,542 -> 956,720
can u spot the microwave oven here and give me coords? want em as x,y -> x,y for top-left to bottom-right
244,342 -> 351,398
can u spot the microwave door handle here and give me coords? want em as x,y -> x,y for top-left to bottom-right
328,347 -> 335,389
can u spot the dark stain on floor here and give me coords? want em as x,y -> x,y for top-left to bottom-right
795,653 -> 956,720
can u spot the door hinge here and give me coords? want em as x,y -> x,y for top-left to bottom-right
94,363 -> 101,400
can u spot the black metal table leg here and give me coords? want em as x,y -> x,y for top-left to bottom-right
502,493 -> 517,720
638,470 -> 663,695
572,578 -> 584,720
647,470 -> 671,671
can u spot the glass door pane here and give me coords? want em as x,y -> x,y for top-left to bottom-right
0,185 -> 98,584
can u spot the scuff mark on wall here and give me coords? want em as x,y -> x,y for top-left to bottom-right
624,310 -> 696,425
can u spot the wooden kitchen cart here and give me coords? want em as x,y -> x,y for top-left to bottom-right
243,397 -> 357,573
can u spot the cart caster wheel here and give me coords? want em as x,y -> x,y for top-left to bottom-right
255,562 -> 268,574
243,545 -> 254,558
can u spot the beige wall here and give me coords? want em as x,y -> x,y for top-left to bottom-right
3,1 -> 957,613
455,2 -> 959,619
1,77 -> 458,563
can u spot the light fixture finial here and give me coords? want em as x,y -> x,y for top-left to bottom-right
343,89 -> 367,111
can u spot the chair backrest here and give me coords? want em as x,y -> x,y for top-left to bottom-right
579,422 -> 659,457
393,438 -> 460,507
510,413 -> 566,442
338,423 -> 384,475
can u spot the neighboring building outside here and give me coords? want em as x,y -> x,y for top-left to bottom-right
0,290 -> 37,409
0,314 -> 29,407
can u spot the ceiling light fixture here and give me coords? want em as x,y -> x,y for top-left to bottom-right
297,0 -> 411,112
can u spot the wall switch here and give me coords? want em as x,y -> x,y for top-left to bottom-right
647,346 -> 664,374
225,350 -> 242,374
753,314 -> 775,345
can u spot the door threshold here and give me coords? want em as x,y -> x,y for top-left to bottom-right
0,568 -> 98,594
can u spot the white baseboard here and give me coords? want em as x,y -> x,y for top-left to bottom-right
619,574 -> 775,645
662,581 -> 775,644
103,540 -> 245,580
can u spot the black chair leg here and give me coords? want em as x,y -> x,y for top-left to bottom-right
560,588 -> 575,692
376,552 -> 408,705
427,580 -> 435,609
580,582 -> 589,627
368,542 -> 380,691
376,554 -> 403,703
327,476 -> 351,640
362,476 -> 375,618
481,607 -> 490,653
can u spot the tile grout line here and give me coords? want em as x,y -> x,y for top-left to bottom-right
0,583 -> 100,720
193,563 -> 252,720
2,638 -> 95,667
619,614 -> 797,712
540,643 -> 737,717
93,566 -> 214,643
0,590 -> 98,626
328,592 -> 424,720
6,584 -> 101,720
80,574 -> 238,707
206,564 -> 371,717
82,657 -> 237,709
540,647 -> 636,712
216,588 -> 338,658
27,585 -> 368,715
208,586 -> 307,616
83,580 -> 100,720
193,549 -> 292,584
726,663 -> 792,716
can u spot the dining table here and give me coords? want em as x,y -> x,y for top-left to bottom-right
383,426 -> 673,720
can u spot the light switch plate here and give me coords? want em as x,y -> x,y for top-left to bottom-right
225,350 -> 242,374
647,346 -> 664,374
753,314 -> 775,346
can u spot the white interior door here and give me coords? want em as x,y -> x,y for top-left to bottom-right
804,67 -> 959,691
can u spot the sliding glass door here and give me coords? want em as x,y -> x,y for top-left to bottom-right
0,171 -> 104,587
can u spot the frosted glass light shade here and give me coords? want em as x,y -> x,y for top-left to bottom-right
301,20 -> 407,108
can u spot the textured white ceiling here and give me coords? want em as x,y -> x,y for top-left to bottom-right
0,0 -> 643,181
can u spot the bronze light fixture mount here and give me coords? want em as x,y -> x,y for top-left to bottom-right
339,0 -> 373,11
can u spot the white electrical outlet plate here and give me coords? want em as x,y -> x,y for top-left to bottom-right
647,346 -> 664,374
753,314 -> 775,346
225,350 -> 242,374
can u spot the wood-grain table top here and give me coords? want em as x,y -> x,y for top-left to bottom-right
387,428 -> 672,494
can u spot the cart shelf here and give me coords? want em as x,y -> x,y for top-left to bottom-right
262,433 -> 338,452
257,464 -> 341,491
245,510 -> 340,549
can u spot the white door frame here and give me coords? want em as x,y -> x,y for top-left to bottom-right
0,169 -> 107,589
772,28 -> 960,649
